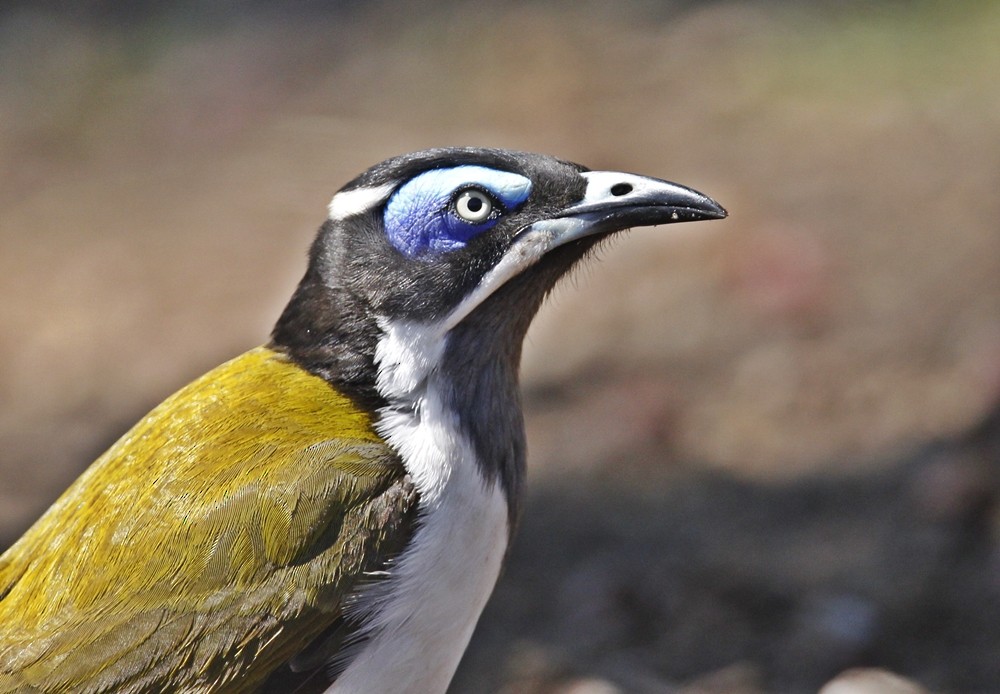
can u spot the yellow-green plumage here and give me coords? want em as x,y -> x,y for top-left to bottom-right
0,347 -> 415,693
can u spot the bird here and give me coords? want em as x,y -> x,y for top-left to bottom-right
0,147 -> 725,693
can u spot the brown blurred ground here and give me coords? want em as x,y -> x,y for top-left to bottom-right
2,2 -> 999,692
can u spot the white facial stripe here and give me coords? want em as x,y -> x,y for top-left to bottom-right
442,225 -> 555,332
371,231 -> 553,405
371,225 -> 565,376
328,182 -> 397,220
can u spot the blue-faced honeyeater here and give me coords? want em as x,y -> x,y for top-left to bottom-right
0,148 -> 725,693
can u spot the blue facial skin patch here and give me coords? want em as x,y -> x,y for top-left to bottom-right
384,166 -> 532,257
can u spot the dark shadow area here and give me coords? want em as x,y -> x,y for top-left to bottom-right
456,406 -> 1000,692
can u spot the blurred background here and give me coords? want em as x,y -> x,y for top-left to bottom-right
2,1 -> 999,692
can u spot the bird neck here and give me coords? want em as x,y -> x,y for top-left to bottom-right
371,310 -> 528,527
272,292 -> 530,527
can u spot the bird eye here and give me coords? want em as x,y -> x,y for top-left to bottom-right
453,189 -> 495,223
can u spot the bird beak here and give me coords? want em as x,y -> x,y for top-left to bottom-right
443,171 -> 725,332
528,170 -> 727,249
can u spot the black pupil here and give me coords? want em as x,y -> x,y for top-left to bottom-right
466,195 -> 484,213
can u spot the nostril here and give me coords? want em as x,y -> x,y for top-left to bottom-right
610,183 -> 633,196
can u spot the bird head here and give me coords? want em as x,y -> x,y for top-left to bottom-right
272,147 -> 725,408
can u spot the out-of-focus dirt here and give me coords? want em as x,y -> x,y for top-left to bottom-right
2,2 -> 999,692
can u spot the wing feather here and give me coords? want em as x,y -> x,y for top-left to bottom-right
0,347 -> 416,693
